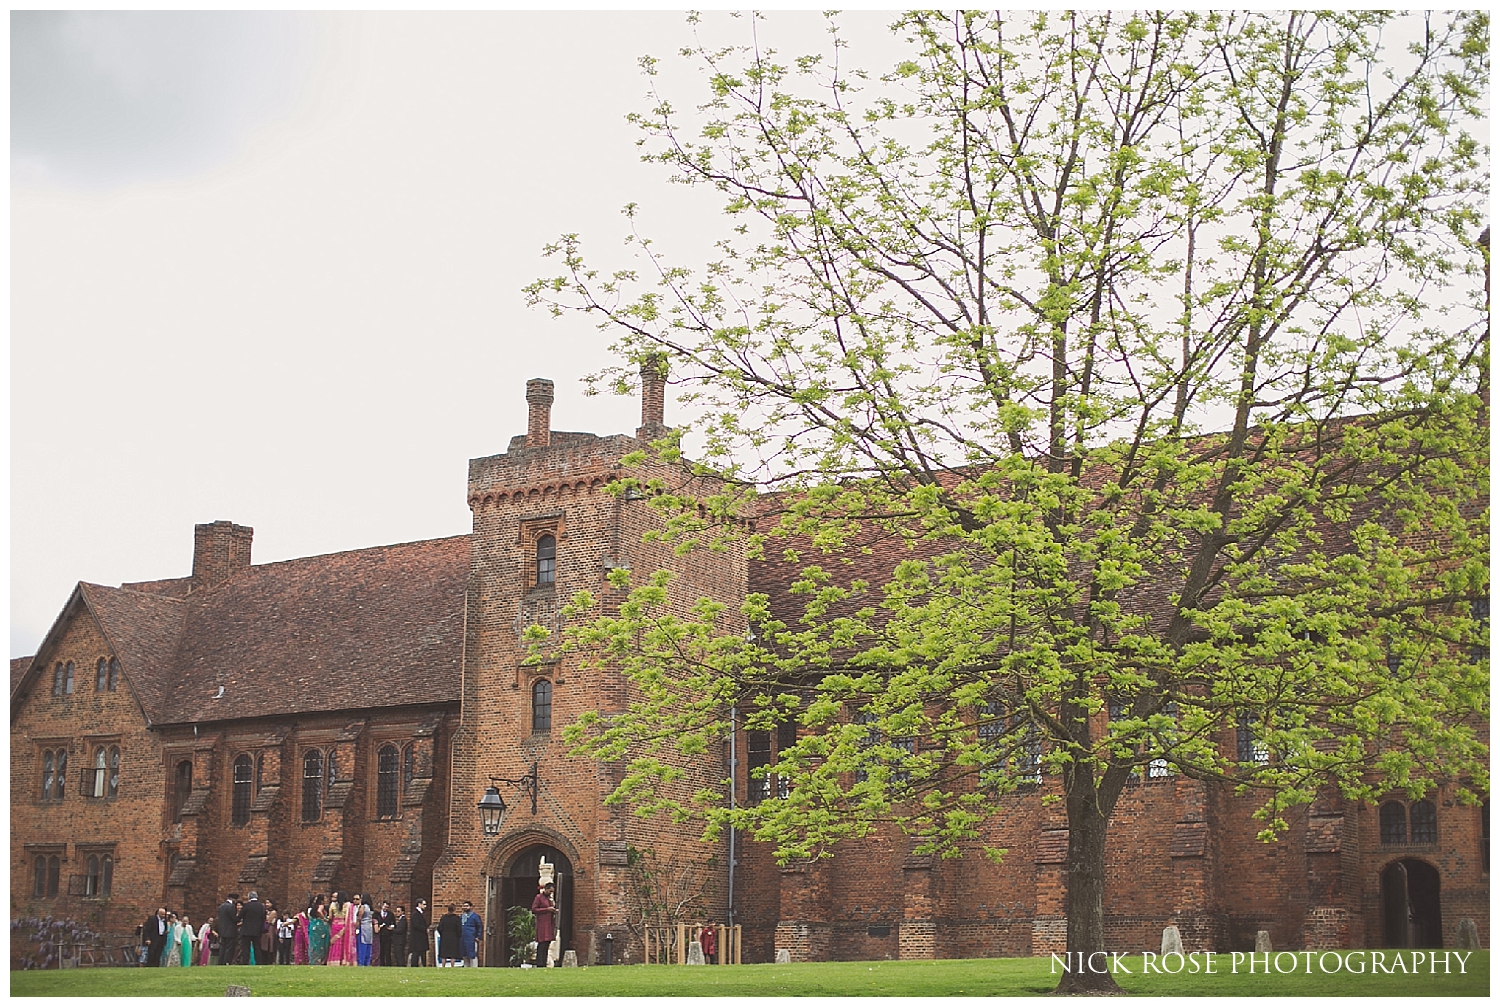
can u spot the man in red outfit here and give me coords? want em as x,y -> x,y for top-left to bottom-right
530,882 -> 558,968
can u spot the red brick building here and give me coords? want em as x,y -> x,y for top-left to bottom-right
11,376 -> 1488,963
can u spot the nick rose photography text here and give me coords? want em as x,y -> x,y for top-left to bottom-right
1052,950 -> 1477,976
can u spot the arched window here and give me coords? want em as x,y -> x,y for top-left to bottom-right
1009,713 -> 1043,784
108,746 -> 120,798
232,754 -> 253,826
532,679 -> 553,733
302,750 -> 323,822
33,855 -> 46,897
1236,712 -> 1270,765
377,744 -> 400,818
96,658 -> 108,691
174,760 -> 193,821
64,661 -> 74,694
852,711 -> 879,784
747,730 -> 771,803
536,534 -> 556,585
403,744 -> 415,793
85,855 -> 101,896
777,720 -> 797,799
107,658 -> 120,691
1380,801 -> 1407,845
892,735 -> 916,786
47,856 -> 60,897
327,749 -> 339,792
54,750 -> 66,799
52,663 -> 64,696
101,854 -> 113,896
1410,800 -> 1438,844
91,747 -> 108,798
41,750 -> 55,800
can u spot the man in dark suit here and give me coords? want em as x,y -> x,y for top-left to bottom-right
408,900 -> 429,966
238,891 -> 268,966
376,902 -> 396,966
143,907 -> 169,966
216,894 -> 239,964
392,906 -> 409,969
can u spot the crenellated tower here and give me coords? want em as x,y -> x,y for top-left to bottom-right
432,366 -> 746,965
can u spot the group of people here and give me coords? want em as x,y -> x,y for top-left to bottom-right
139,883 -> 560,969
140,891 -> 442,968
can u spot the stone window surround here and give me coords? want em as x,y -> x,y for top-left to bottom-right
36,739 -> 71,802
85,740 -> 122,800
519,514 -> 565,592
77,842 -> 118,900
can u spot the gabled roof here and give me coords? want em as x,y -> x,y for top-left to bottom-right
13,535 -> 469,727
156,535 -> 469,725
12,656 -> 33,694
79,581 -> 189,723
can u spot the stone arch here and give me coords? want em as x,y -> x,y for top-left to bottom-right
1380,856 -> 1443,948
482,829 -> 581,967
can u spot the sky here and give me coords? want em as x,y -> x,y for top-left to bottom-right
11,11 -> 915,657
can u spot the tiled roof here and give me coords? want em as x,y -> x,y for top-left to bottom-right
11,655 -> 33,694
81,582 -> 190,724
17,535 -> 469,726
156,536 -> 469,725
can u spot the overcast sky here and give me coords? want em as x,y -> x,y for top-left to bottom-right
11,11 -> 914,656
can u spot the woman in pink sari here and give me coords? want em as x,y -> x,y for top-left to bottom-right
293,908 -> 309,965
327,893 -> 357,965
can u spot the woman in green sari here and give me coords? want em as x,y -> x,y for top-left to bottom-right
177,914 -> 194,967
308,899 -> 331,966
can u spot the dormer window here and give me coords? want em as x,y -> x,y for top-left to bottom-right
537,534 -> 556,585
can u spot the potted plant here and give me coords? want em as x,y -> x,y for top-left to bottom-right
507,907 -> 536,967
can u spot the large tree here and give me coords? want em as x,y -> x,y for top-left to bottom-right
528,11 -> 1488,992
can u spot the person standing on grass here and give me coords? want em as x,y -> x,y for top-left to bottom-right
163,912 -> 183,967
700,923 -> 717,965
408,900 -> 430,966
531,883 -> 558,969
459,901 -> 483,968
179,913 -> 196,967
293,905 -> 310,965
436,906 -> 462,967
308,899 -> 331,966
376,901 -> 396,966
327,893 -> 353,965
239,891 -> 267,966
392,906 -> 408,968
216,895 -> 238,965
259,904 -> 278,966
197,919 -> 214,966
355,894 -> 376,966
143,907 -> 169,967
278,911 -> 296,964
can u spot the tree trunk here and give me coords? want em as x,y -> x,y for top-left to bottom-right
1051,782 -> 1122,995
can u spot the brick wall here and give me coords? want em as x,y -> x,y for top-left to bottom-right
11,606 -> 167,938
437,415 -> 744,966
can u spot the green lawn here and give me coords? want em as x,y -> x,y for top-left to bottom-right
9,952 -> 1488,997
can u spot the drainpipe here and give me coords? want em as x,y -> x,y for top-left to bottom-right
728,705 -> 738,929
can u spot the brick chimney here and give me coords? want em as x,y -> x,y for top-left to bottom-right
191,521 -> 253,593
636,355 -> 668,440
526,378 -> 554,447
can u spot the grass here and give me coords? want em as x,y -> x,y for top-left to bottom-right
8,952 -> 1488,997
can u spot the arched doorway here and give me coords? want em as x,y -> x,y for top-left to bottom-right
1381,858 -> 1443,948
486,844 -> 573,967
